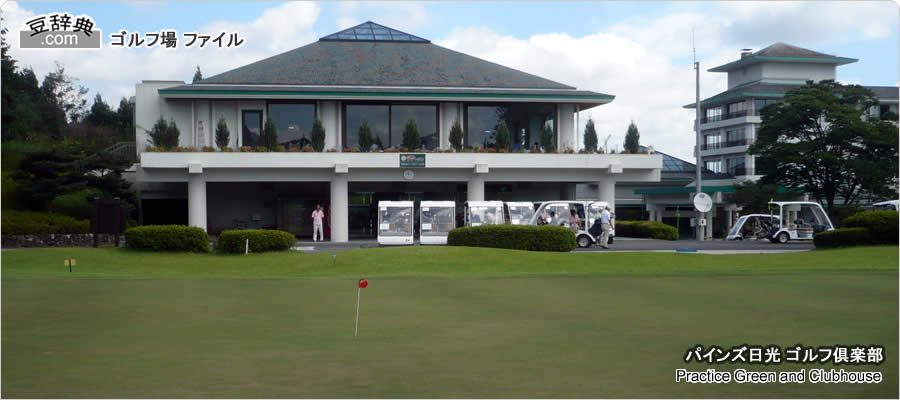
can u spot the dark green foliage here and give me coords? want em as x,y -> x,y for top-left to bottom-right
448,225 -> 576,252
828,204 -> 865,228
493,120 -> 510,151
358,122 -> 374,152
311,118 -> 326,151
813,227 -> 872,248
261,116 -> 278,151
449,120 -> 464,152
215,117 -> 229,151
125,225 -> 209,252
147,117 -> 180,150
192,65 -> 203,83
731,181 -> 798,214
11,147 -> 85,210
86,94 -> 118,128
751,80 -> 899,211
116,97 -> 135,142
48,188 -> 101,219
843,210 -> 899,244
583,118 -> 598,152
614,221 -> 679,240
1,210 -> 89,234
624,121 -> 640,154
401,118 -> 421,150
540,123 -> 554,152
215,229 -> 297,253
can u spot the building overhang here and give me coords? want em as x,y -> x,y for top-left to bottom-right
157,84 -> 614,106
707,55 -> 858,73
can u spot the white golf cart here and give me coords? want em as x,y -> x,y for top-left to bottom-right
873,200 -> 899,211
377,200 -> 414,246
726,214 -> 780,240
464,201 -> 505,227
505,202 -> 535,225
419,201 -> 456,245
529,201 -> 615,248
766,201 -> 834,243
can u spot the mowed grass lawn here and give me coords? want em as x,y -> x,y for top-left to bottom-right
2,246 -> 897,398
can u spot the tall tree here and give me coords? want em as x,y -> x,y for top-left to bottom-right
540,123 -> 554,152
86,94 -> 118,127
116,97 -> 135,141
750,80 -> 899,211
493,120 -> 510,151
192,65 -> 203,83
215,117 -> 230,151
624,121 -> 640,153
449,120 -> 464,152
310,118 -> 326,151
357,122 -> 373,152
401,118 -> 421,150
583,118 -> 598,152
41,62 -> 88,125
261,116 -> 278,150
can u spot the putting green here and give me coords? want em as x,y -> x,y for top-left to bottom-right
2,246 -> 897,398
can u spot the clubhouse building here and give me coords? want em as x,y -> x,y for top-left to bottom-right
134,22 -> 663,241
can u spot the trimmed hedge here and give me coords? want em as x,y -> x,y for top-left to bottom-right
215,229 -> 297,254
843,210 -> 898,244
614,220 -> 679,240
125,225 -> 209,252
813,227 -> 872,248
1,210 -> 90,235
447,225 -> 576,252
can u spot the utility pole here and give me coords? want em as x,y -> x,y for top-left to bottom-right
693,31 -> 704,241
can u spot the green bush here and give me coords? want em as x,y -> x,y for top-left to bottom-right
813,228 -> 872,248
1,210 -> 90,235
447,225 -> 576,252
843,210 -> 898,244
614,220 -> 679,240
48,189 -> 101,220
125,225 -> 209,252
215,229 -> 297,254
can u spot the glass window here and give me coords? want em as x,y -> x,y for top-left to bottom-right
390,105 -> 437,150
466,105 -> 508,149
705,107 -> 722,120
267,103 -> 315,147
241,110 -> 262,147
725,128 -> 745,143
506,205 -> 535,225
727,101 -> 746,114
705,160 -> 722,173
421,206 -> 455,236
754,99 -> 778,113
726,157 -> 745,175
378,206 -> 413,236
346,105 -> 389,151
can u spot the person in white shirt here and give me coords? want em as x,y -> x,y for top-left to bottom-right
599,206 -> 613,249
311,204 -> 325,242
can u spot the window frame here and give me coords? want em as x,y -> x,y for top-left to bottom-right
265,100 -> 317,147
341,101 -> 439,150
463,102 -> 559,150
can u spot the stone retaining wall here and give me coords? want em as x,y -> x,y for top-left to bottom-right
2,234 -> 125,248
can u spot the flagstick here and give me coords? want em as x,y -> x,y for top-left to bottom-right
354,287 -> 361,337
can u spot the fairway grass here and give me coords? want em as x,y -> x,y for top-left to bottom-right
2,246 -> 897,398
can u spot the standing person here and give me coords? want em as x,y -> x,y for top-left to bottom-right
568,209 -> 581,232
599,206 -> 613,249
311,204 -> 325,242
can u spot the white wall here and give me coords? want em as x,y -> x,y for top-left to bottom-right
727,63 -> 764,89
558,103 -> 575,151
135,81 -> 184,152
760,62 -> 836,83
318,101 -> 341,151
440,102 -> 461,150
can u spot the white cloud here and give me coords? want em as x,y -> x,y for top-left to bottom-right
2,1 -> 321,108
436,1 -> 897,161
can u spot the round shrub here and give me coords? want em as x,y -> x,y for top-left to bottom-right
447,225 -> 576,252
842,210 -> 898,244
48,189 -> 101,220
1,210 -> 90,235
813,227 -> 872,248
125,225 -> 209,252
614,221 -> 678,240
215,229 -> 297,254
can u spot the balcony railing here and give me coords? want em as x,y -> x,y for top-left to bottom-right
699,138 -> 751,151
700,110 -> 751,124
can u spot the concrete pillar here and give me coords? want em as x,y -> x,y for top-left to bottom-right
188,172 -> 207,231
330,173 -> 349,242
467,174 -> 485,201
597,180 -> 615,213
726,209 -> 734,232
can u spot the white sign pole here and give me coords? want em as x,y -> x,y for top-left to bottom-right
354,287 -> 361,337
245,238 -> 249,255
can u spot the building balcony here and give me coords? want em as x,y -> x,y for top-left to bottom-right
729,166 -> 754,176
696,112 -> 761,130
701,110 -> 751,124
700,138 -> 751,151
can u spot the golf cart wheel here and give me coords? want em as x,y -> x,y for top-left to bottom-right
777,232 -> 790,244
608,236 -> 614,244
576,235 -> 592,248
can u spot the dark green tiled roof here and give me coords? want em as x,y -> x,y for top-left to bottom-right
199,23 -> 577,90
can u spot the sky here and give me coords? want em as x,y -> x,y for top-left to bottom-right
2,0 -> 898,161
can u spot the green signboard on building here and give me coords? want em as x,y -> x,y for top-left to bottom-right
400,153 -> 425,168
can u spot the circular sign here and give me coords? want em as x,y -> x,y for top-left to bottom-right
693,192 -> 713,213
403,170 -> 414,180
400,155 -> 407,161
358,278 -> 368,289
